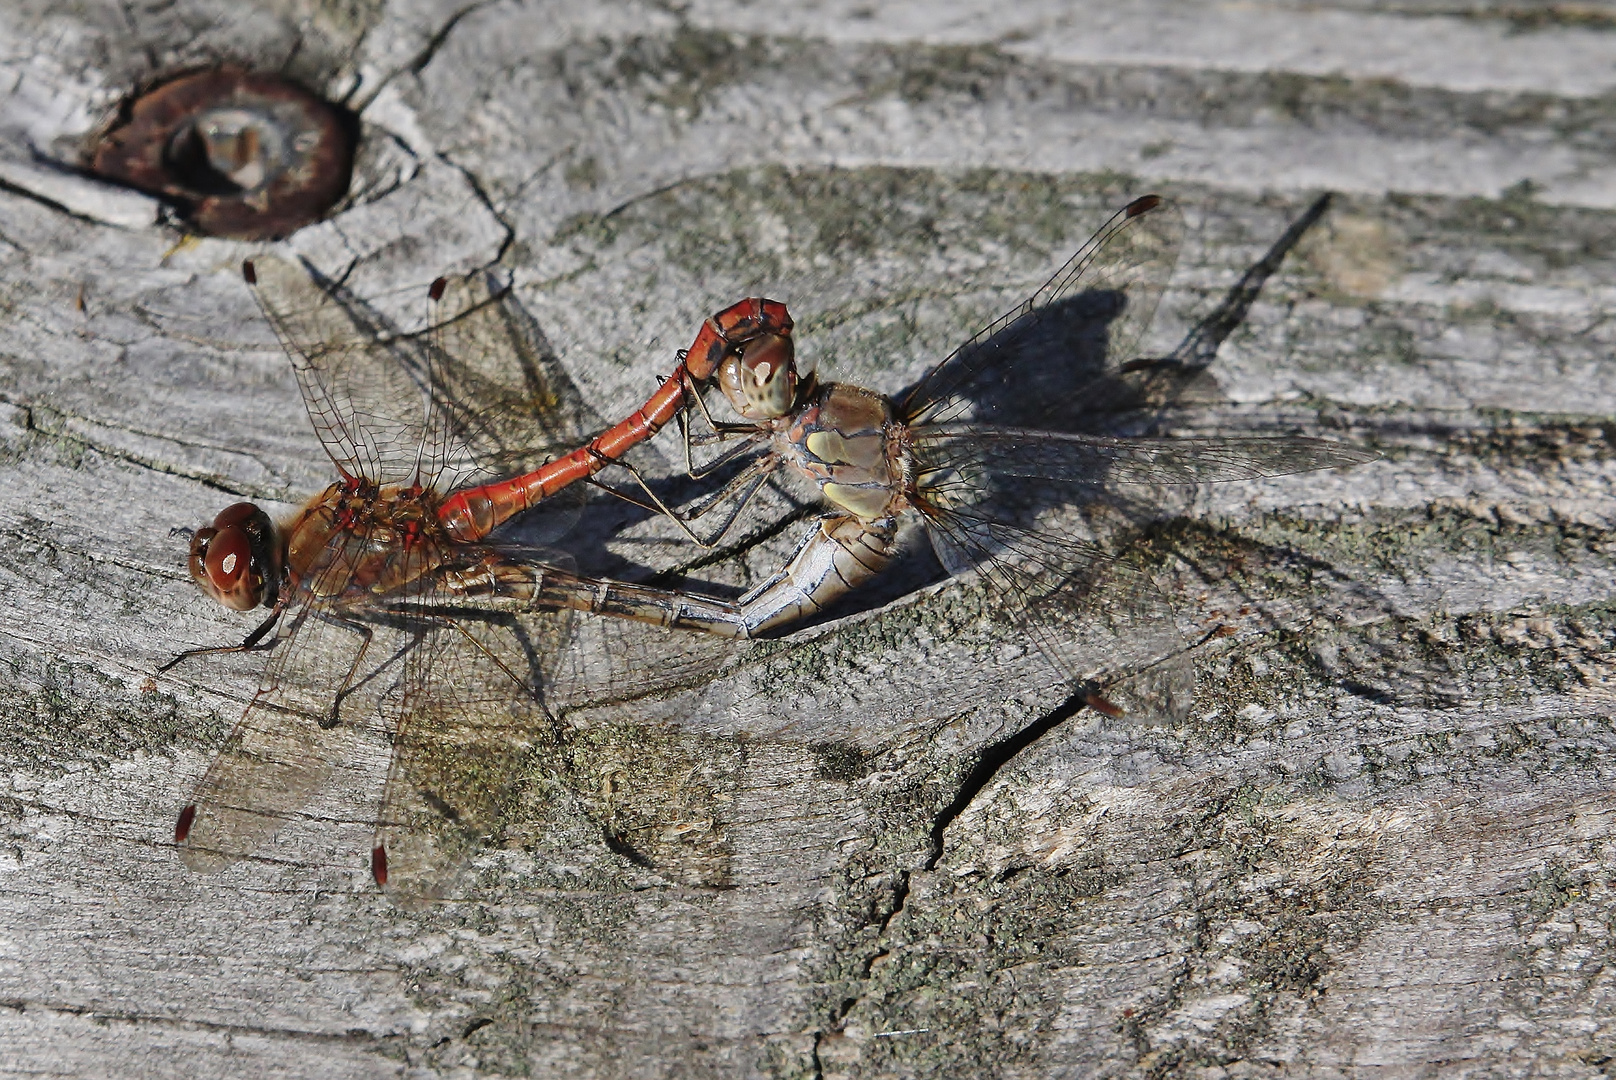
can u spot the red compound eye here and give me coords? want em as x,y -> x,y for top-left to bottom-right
185,502 -> 275,611
212,501 -> 260,530
204,525 -> 251,591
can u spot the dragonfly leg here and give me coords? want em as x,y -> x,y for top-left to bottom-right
678,459 -> 777,536
589,446 -> 781,548
669,449 -> 783,536
683,422 -> 771,481
156,604 -> 284,673
307,610 -> 377,728
677,391 -> 767,477
677,384 -> 727,471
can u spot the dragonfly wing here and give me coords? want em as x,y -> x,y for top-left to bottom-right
249,258 -> 633,510
899,196 -> 1184,428
178,604 -> 377,872
370,556 -> 744,903
424,271 -> 670,546
466,541 -> 743,714
247,256 -> 443,485
179,516 -> 395,871
913,427 -> 1377,490
543,611 -> 739,714
924,507 -> 1195,722
372,596 -> 570,907
425,271 -> 618,483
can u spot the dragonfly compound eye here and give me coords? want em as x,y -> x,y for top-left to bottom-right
202,526 -> 258,609
733,334 -> 797,420
186,527 -> 218,590
189,502 -> 280,611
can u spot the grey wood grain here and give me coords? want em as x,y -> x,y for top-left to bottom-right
1,1 -> 1613,1076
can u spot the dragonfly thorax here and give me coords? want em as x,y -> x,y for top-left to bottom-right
283,481 -> 450,601
781,383 -> 908,522
186,502 -> 282,612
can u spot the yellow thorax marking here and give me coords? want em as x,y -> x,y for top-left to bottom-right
823,482 -> 891,520
806,430 -> 885,469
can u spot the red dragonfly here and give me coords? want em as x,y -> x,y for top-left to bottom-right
588,195 -> 1376,714
166,255 -> 749,905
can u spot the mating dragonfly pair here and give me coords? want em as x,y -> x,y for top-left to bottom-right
167,195 -> 1373,904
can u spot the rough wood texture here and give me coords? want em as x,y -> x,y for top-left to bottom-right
3,1 -> 1615,1076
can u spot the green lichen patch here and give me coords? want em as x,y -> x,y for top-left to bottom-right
607,25 -> 772,120
546,721 -> 745,888
0,651 -> 201,774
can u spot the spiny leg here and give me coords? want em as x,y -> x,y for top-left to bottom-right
158,603 -> 286,673
587,447 -> 782,548
309,609 -> 376,727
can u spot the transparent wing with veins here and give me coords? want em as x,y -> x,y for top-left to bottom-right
911,429 -> 1379,490
422,270 -> 624,501
371,547 -> 742,903
247,256 -> 446,486
178,529 -> 392,870
183,259 -> 636,892
245,257 -> 617,495
899,195 -> 1185,429
373,587 -> 572,907
905,426 -> 1374,718
921,504 -> 1195,722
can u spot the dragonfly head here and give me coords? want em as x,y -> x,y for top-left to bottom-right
717,332 -> 802,420
186,502 -> 281,611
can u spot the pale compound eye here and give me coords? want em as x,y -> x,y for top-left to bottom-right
736,334 -> 797,419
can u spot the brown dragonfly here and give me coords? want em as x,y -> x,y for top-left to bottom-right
584,195 -> 1376,716
166,256 -> 750,905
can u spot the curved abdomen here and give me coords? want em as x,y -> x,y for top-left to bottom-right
736,514 -> 900,635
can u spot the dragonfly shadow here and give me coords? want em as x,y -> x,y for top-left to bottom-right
935,192 -> 1340,535
894,287 -> 1132,430
963,192 -> 1336,440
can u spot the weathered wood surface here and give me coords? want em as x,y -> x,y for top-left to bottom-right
2,1 -> 1615,1076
